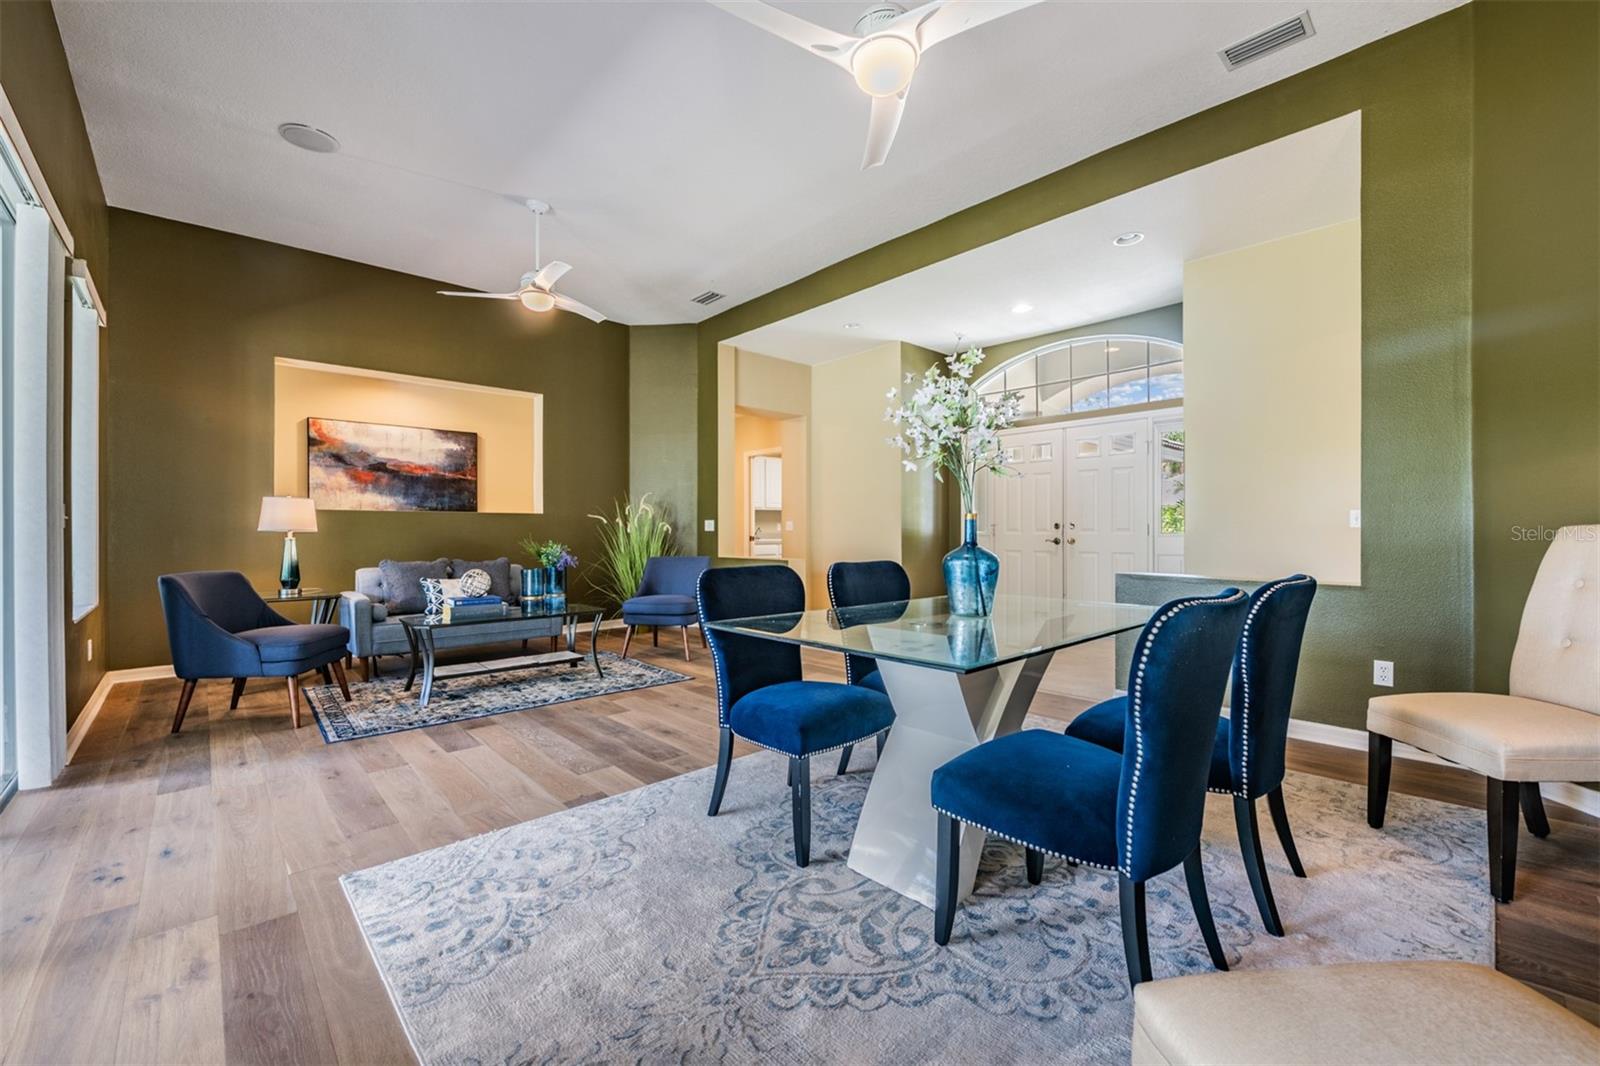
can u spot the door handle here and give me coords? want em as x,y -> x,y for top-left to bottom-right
1048,537 -> 1062,545
1065,537 -> 1077,545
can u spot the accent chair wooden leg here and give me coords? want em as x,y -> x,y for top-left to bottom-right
171,679 -> 198,734
1266,787 -> 1307,878
1520,783 -> 1551,838
1367,732 -> 1393,829
1234,795 -> 1285,936
1025,847 -> 1044,885
652,626 -> 659,647
1118,875 -> 1153,987
836,745 -> 853,775
707,727 -> 733,816
522,638 -> 529,651
1183,846 -> 1229,971
318,665 -> 334,686
934,811 -> 961,945
331,659 -> 353,702
286,675 -> 303,729
229,677 -> 247,710
621,625 -> 635,659
790,755 -> 812,867
1488,777 -> 1520,903
681,625 -> 692,661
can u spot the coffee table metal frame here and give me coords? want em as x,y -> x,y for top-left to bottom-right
397,602 -> 606,708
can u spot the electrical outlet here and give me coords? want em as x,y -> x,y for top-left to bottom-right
703,519 -> 716,532
1373,660 -> 1394,687
784,520 -> 794,532
1349,509 -> 1362,528
86,638 -> 94,662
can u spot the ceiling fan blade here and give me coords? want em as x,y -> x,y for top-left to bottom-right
912,0 -> 1042,52
437,290 -> 520,299
707,1 -> 857,68
553,293 -> 607,323
861,89 -> 908,169
532,260 -> 572,292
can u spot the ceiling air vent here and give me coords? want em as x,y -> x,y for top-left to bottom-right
1219,11 -> 1315,71
690,290 -> 726,306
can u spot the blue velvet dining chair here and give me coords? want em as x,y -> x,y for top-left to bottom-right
159,570 -> 352,732
698,564 -> 895,866
826,560 -> 910,773
622,555 -> 711,661
930,588 -> 1250,986
1064,575 -> 1317,936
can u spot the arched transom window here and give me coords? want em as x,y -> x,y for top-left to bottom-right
976,335 -> 1183,418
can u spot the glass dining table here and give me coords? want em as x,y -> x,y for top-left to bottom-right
705,594 -> 1154,908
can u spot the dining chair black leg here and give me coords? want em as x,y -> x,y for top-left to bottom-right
876,729 -> 887,756
1266,787 -> 1307,877
1118,875 -> 1153,987
1233,795 -> 1285,937
1025,848 -> 1044,885
1519,783 -> 1551,838
1183,846 -> 1229,971
1488,777 -> 1520,903
707,727 -> 734,816
933,812 -> 961,945
790,755 -> 811,867
1367,732 -> 1393,829
837,745 -> 853,775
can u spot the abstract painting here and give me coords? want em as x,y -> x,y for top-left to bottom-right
308,417 -> 478,512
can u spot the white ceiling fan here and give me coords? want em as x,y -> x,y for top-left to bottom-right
437,200 -> 607,322
709,0 -> 1041,169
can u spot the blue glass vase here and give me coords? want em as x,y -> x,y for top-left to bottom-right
522,566 -> 547,603
944,513 -> 999,616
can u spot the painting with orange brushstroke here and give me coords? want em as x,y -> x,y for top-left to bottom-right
307,416 -> 478,512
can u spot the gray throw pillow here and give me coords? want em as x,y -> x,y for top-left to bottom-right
378,558 -> 450,614
451,557 -> 514,602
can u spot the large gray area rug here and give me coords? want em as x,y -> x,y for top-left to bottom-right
305,652 -> 689,742
343,725 -> 1492,1065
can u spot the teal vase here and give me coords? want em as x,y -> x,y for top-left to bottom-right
943,513 -> 999,616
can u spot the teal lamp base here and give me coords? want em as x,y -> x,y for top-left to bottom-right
279,534 -> 301,591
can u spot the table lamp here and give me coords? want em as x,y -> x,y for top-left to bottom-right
258,496 -> 318,591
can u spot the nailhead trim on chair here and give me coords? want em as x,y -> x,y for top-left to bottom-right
696,571 -> 731,728
1234,575 -> 1313,799
824,564 -> 857,686
1123,590 -> 1248,876
741,727 -> 891,761
931,805 -> 1118,872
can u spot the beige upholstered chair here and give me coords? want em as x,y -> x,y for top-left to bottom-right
1130,962 -> 1600,1065
1367,524 -> 1599,902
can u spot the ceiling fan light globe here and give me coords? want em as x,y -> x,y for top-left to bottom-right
519,289 -> 556,312
851,35 -> 917,97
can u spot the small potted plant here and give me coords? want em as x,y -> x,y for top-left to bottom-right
518,537 -> 579,604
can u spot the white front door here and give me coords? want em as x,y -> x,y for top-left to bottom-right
1152,417 -> 1186,573
979,426 -> 1064,598
1063,418 -> 1151,602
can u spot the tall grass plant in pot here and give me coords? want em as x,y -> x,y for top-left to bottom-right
588,495 -> 677,613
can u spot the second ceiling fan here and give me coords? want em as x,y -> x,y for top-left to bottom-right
710,0 -> 1041,168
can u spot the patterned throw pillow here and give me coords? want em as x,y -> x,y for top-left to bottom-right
379,558 -> 450,614
420,578 -> 448,618
450,557 -> 515,602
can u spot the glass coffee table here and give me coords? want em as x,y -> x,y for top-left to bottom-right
396,601 -> 607,708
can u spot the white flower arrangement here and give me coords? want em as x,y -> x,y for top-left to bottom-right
885,346 -> 1024,514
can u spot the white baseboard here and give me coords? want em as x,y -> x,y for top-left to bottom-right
64,664 -> 175,766
1287,718 -> 1600,818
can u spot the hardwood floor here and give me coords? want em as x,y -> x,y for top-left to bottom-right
1,637 -> 1595,1064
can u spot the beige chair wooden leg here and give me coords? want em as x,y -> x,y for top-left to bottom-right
621,625 -> 635,659
287,675 -> 303,729
331,659 -> 353,701
681,625 -> 692,661
171,679 -> 198,734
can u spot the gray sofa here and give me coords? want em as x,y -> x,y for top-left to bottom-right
341,562 -> 565,678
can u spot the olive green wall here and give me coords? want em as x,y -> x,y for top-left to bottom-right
628,324 -> 699,553
0,1 -> 111,725
899,343 -> 950,597
975,303 -> 1184,375
699,7 -> 1481,730
107,210 -> 629,669
1469,1 -> 1600,690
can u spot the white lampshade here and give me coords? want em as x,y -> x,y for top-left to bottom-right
258,495 -> 317,533
852,35 -> 918,97
519,288 -> 556,312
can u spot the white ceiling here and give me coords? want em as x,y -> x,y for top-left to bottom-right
55,1 -> 1458,325
728,111 -> 1360,362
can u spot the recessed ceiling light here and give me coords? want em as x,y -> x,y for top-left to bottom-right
278,123 -> 341,153
1113,231 -> 1145,247
843,322 -> 861,329
1011,302 -> 1033,314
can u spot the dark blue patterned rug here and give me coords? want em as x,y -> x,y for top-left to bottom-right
342,730 -> 1492,1064
303,652 -> 690,742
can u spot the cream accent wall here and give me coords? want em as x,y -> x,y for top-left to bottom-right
1183,219 -> 1362,585
272,357 -> 543,514
808,341 -> 904,602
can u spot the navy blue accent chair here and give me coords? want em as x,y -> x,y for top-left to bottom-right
1065,575 -> 1317,936
621,555 -> 711,661
825,560 -> 910,774
698,565 -> 895,866
930,588 -> 1250,986
159,570 -> 351,732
